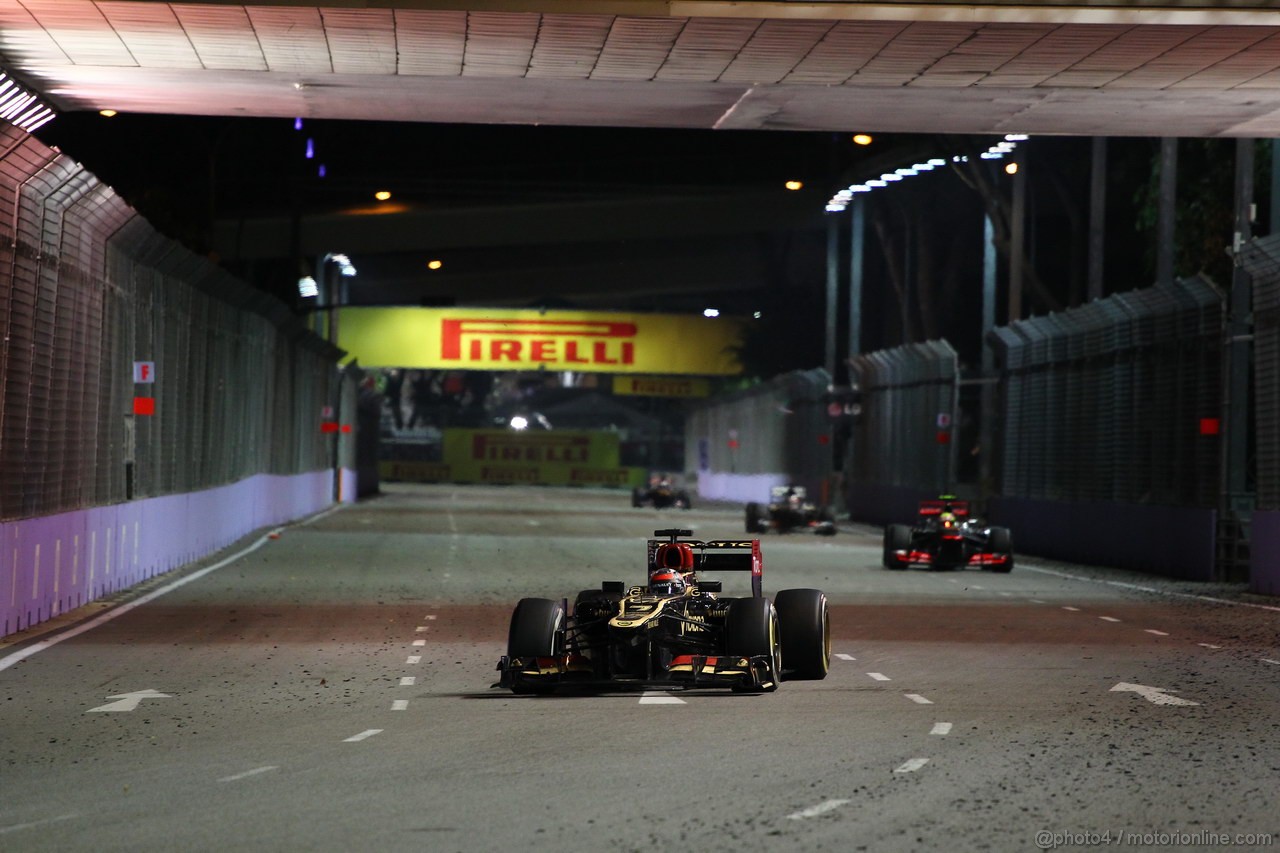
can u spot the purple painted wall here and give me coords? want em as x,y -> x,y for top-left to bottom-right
2,471 -> 333,638
1250,510 -> 1280,596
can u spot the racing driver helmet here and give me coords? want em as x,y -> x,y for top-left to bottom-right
649,569 -> 687,596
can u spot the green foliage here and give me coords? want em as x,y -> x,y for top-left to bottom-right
1134,139 -> 1272,286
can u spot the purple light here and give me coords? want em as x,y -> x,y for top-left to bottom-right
318,164 -> 326,178
305,138 -> 314,159
294,117 -> 303,131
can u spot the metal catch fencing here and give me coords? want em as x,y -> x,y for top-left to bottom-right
1241,236 -> 1280,511
685,368 -> 833,503
0,124 -> 342,522
989,275 -> 1223,508
847,340 -> 959,497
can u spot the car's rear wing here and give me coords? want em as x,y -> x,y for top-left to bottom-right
647,530 -> 763,598
918,499 -> 970,517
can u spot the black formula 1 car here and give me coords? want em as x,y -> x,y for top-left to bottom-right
495,528 -> 830,694
882,497 -> 1013,572
745,486 -> 836,536
631,474 -> 692,510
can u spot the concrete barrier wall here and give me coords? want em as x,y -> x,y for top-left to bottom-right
2,471 -> 333,638
695,472 -> 789,505
1250,511 -> 1280,596
988,496 -> 1216,581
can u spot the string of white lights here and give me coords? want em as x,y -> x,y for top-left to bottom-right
0,72 -> 55,132
825,134 -> 1029,213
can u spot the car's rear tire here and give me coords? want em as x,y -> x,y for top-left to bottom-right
745,502 -> 761,533
507,598 -> 565,695
774,589 -> 830,680
988,526 -> 1014,572
883,524 -> 912,569
725,597 -> 781,692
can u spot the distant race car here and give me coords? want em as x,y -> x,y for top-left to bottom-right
745,486 -> 836,536
495,528 -> 831,695
632,474 -> 692,510
882,497 -> 1013,572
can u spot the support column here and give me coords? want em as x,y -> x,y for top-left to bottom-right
825,215 -> 839,382
1088,137 -> 1107,302
980,215 -> 997,494
1157,138 -> 1178,288
1009,149 -> 1026,322
847,197 -> 865,362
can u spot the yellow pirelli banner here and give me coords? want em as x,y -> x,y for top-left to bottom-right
336,307 -> 743,375
612,375 -> 711,398
379,430 -> 647,487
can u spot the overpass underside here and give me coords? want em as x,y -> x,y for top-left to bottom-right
1,1 -> 1279,137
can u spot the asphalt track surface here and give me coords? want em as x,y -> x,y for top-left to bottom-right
2,484 -> 1278,852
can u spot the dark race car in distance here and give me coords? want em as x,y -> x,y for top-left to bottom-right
745,485 -> 836,536
882,497 -> 1013,572
632,473 -> 692,510
495,528 -> 830,695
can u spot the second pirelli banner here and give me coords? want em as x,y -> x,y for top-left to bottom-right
336,307 -> 744,375
381,429 -> 646,487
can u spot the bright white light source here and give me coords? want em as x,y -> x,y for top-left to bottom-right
298,276 -> 318,298
1005,162 -> 1019,175
703,308 -> 721,318
852,134 -> 873,145
785,180 -> 803,191
753,311 -> 762,319
867,179 -> 887,187
510,415 -> 529,431
1005,133 -> 1029,141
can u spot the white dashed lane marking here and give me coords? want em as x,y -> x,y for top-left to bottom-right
415,626 -> 428,633
786,800 -> 850,820
412,640 -> 425,647
894,758 -> 931,774
1199,643 -> 1222,649
1145,630 -> 1169,636
1264,659 -> 1280,666
1063,606 -> 1081,612
1099,616 -> 1121,623
834,653 -> 856,661
344,730 -> 383,742
392,700 -> 409,711
218,766 -> 278,783
399,677 -> 416,686
406,655 -> 421,664
868,672 -> 891,681
930,723 -> 952,736
639,691 -> 686,705
904,693 -> 933,705
1030,599 -> 1047,604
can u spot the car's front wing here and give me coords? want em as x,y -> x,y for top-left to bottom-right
495,652 -> 778,692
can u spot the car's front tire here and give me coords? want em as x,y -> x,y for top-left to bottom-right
725,597 -> 781,692
987,526 -> 1014,572
774,588 -> 830,680
883,524 -> 912,569
507,598 -> 565,695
